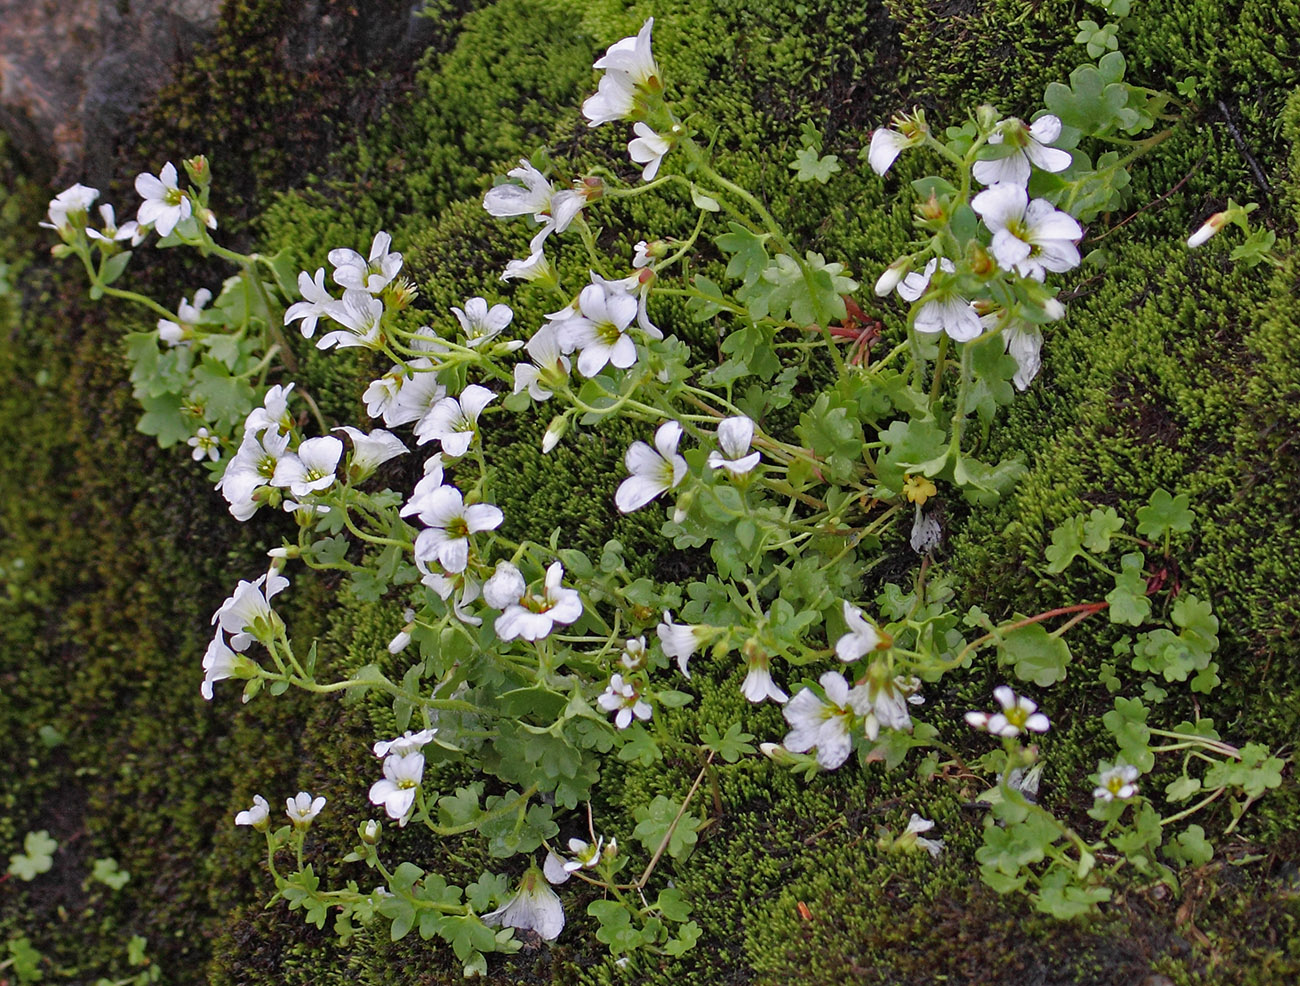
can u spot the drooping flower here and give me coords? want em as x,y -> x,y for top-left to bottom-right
452,297 -> 513,348
333,426 -> 408,479
41,183 -> 99,233
893,814 -> 944,858
707,416 -> 761,475
483,160 -> 585,252
501,248 -> 554,283
582,18 -> 660,128
513,324 -> 571,402
409,485 -> 503,574
372,729 -> 437,759
782,671 -> 871,770
157,288 -> 212,346
972,115 -> 1072,188
272,435 -> 343,499
835,601 -> 882,663
482,868 -> 565,941
740,644 -> 788,704
494,562 -> 583,642
909,507 -> 942,554
860,667 -> 923,742
234,795 -> 270,829
368,752 -> 425,825
201,631 -> 254,700
329,231 -> 403,294
971,183 -> 1082,282
657,610 -> 707,678
284,268 -> 335,339
213,569 -> 290,650
414,384 -> 496,456
1187,212 -> 1227,248
1093,762 -> 1140,802
597,673 -> 652,729
965,685 -> 1051,737
135,162 -> 192,237
979,308 -> 1045,391
615,421 -> 687,513
628,122 -> 672,181
285,791 -> 326,828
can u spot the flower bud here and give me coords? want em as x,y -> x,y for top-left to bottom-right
580,176 -> 605,201
360,819 -> 382,845
976,104 -> 1001,132
759,742 -> 796,765
671,489 -> 694,524
601,837 -> 618,863
968,245 -> 995,277
918,191 -> 944,221
1042,297 -> 1066,321
542,414 -> 568,453
874,258 -> 909,296
183,154 -> 211,187
1186,212 -> 1226,248
51,243 -> 74,259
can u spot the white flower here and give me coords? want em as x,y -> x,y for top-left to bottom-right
874,258 -> 909,296
555,279 -> 641,377
318,289 -> 384,350
514,324 -> 571,402
495,562 -> 583,642
597,673 -> 652,729
628,122 -> 671,181
1094,762 -> 1140,802
213,569 -> 290,650
545,837 -> 604,884
620,636 -> 648,670
272,435 -> 343,499
615,421 -> 687,513
868,128 -> 914,176
334,426 -> 408,478
900,814 -> 944,857
157,288 -> 212,346
188,426 -> 221,462
860,668 -> 923,742
897,257 -> 981,342
482,869 -> 565,941
971,183 -> 1082,282
414,384 -> 495,456
42,183 -> 99,232
482,160 -> 585,253
965,685 -> 1050,737
909,506 -> 943,553
782,671 -> 870,770
740,647 -> 788,704
972,115 -> 1072,187
369,752 -> 425,825
707,416 -> 761,474
657,610 -> 706,678
979,308 -> 1047,391
285,791 -> 326,828
582,18 -> 659,127
329,231 -> 403,294
373,729 -> 437,759
135,163 -> 192,237
409,485 -> 503,574
501,248 -> 554,283
201,632 -> 253,700
234,795 -> 270,829
216,427 -> 291,521
243,383 -> 296,436
284,268 -> 335,339
835,601 -> 881,662
368,360 -> 445,428
452,297 -> 513,348
1186,211 -> 1228,248
419,566 -> 483,625
483,560 -> 527,609
85,203 -> 142,245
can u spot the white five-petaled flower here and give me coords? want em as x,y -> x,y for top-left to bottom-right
234,794 -> 270,829
41,183 -> 99,232
244,383 -> 296,436
543,836 -> 605,885
972,115 -> 1073,188
317,288 -> 384,350
373,729 -> 437,759
501,247 -> 553,283
861,667 -> 923,742
366,358 -> 445,428
216,426 -> 291,521
285,791 -> 326,828
782,671 -> 871,770
740,646 -> 788,704
897,257 -> 982,342
157,288 -> 212,346
334,426 -> 408,478
657,610 -> 706,678
414,384 -> 495,456
284,268 -> 335,338
900,814 -> 944,858
620,636 -> 648,670
329,231 -> 403,294
582,18 -> 660,127
452,297 -> 513,348
628,122 -> 672,181
513,324 -> 572,402
554,279 -> 642,377
85,203 -> 142,245
135,162 -> 192,237
597,673 -> 652,729
835,601 -> 882,662
201,631 -> 254,700
409,484 -> 503,574
965,685 -> 1051,737
482,868 -> 565,941
483,160 -> 585,254
272,435 -> 343,499
971,183 -> 1082,282
213,569 -> 290,650
615,421 -> 687,514
188,427 -> 221,462
707,415 -> 761,475
1094,762 -> 1140,802
369,751 -> 425,825
494,562 -> 583,642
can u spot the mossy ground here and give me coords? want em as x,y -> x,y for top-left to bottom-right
2,1 -> 1298,983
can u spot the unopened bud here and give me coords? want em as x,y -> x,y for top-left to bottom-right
1043,297 -> 1066,321
969,245 -> 995,277
580,176 -> 605,201
760,742 -> 794,764
976,104 -> 1001,131
360,819 -> 382,845
874,258 -> 909,296
51,243 -> 74,259
542,414 -> 568,453
671,489 -> 694,524
183,154 -> 211,187
918,191 -> 944,221
1186,212 -> 1226,248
